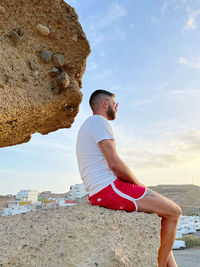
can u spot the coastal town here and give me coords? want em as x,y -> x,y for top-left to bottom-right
0,184 -> 87,216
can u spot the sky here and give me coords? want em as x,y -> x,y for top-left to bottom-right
1,0 -> 200,195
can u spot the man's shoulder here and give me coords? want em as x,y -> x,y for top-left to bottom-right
79,116 -> 110,135
83,115 -> 107,125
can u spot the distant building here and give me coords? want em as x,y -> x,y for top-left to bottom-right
68,184 -> 88,199
8,200 -> 19,208
15,190 -> 38,203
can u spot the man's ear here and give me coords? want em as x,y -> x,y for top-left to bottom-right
102,99 -> 107,109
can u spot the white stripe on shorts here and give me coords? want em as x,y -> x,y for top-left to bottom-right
110,182 -> 147,212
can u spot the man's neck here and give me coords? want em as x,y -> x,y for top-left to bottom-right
93,112 -> 108,120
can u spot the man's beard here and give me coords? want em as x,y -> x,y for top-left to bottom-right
107,104 -> 116,120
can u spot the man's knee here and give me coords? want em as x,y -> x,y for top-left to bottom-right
168,203 -> 182,221
174,204 -> 182,218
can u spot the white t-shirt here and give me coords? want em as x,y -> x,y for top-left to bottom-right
76,115 -> 117,196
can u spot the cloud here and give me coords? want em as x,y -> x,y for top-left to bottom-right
87,61 -> 98,71
161,1 -> 169,13
150,16 -> 158,25
115,126 -> 200,170
90,34 -> 105,47
88,2 -> 127,31
0,169 -> 67,177
30,138 -> 73,152
154,89 -> 200,101
166,89 -> 200,98
161,0 -> 187,13
182,9 -> 200,31
93,69 -> 113,80
128,99 -> 153,107
100,51 -> 106,57
97,2 -> 127,29
84,2 -> 127,48
179,56 -> 200,69
161,1 -> 199,31
129,24 -> 135,29
124,87 -> 200,109
0,169 -> 79,194
183,17 -> 196,30
126,88 -> 200,108
179,57 -> 188,65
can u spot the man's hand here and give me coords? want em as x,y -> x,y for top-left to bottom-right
98,139 -> 145,187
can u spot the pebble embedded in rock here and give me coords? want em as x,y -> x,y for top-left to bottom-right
36,24 -> 50,36
62,104 -> 67,111
68,105 -> 74,112
49,32 -> 58,40
48,67 -> 59,77
72,35 -> 78,41
39,50 -> 53,64
52,53 -> 65,67
21,74 -> 28,82
0,5 -> 5,13
28,61 -> 37,71
33,71 -> 39,80
3,74 -> 10,83
9,31 -> 21,46
69,106 -> 74,112
51,81 -> 60,95
56,71 -> 70,90
13,28 -> 23,37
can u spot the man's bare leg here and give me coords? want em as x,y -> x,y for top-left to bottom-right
167,251 -> 178,267
136,189 -> 181,267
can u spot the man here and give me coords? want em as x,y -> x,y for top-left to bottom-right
76,89 -> 181,267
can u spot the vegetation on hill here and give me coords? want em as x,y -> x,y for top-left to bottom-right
180,235 -> 200,248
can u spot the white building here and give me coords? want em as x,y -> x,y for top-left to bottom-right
8,201 -> 19,208
68,184 -> 88,199
1,205 -> 36,216
15,190 -> 38,203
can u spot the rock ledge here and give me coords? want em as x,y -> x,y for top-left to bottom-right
0,198 -> 161,267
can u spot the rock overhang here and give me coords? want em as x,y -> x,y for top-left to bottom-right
0,0 -> 91,148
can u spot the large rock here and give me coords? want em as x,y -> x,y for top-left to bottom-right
0,0 -> 90,148
0,198 -> 161,267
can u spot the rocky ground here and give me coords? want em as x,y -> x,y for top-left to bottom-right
0,197 -> 160,267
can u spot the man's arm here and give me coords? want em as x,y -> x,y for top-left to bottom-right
98,139 -> 145,186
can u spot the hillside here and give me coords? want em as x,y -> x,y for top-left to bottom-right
0,195 -> 14,211
39,191 -> 69,199
149,184 -> 200,215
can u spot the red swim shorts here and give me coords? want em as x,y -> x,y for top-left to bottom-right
88,178 -> 147,212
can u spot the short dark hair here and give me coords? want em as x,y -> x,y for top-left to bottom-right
89,89 -> 114,109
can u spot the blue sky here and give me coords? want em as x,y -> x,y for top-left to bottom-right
1,0 -> 200,195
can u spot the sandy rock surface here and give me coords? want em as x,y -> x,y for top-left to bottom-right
0,0 -> 90,148
0,198 -> 161,267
